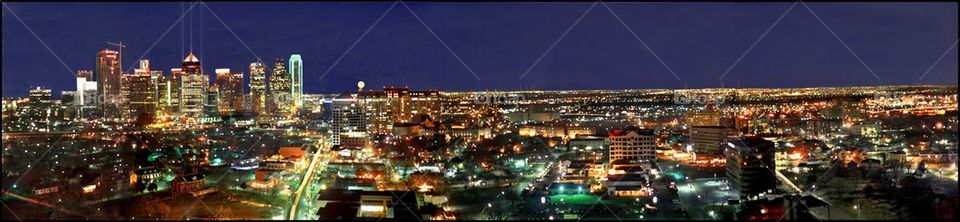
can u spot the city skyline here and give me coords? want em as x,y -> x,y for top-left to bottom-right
3,2 -> 958,97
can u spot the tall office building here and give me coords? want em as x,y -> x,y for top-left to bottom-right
608,128 -> 657,163
249,61 -> 268,115
689,126 -> 737,155
269,57 -> 292,115
356,86 -> 443,135
215,68 -> 243,114
120,59 -> 161,122
157,68 -> 182,118
96,49 -> 122,119
332,93 -> 368,146
26,87 -> 54,131
724,137 -> 777,199
75,70 -> 98,118
289,54 -> 303,110
179,52 -> 208,120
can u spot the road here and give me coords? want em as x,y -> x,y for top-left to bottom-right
287,143 -> 327,220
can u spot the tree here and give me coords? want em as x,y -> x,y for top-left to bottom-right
131,195 -> 172,219
240,182 -> 248,190
147,182 -> 158,192
134,181 -> 147,193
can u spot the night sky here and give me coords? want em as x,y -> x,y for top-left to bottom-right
2,2 -> 957,97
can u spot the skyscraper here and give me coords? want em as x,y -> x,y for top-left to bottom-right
724,137 -> 777,199
289,54 -> 303,110
249,61 -> 267,115
332,92 -> 368,146
179,52 -> 208,120
96,49 -> 122,119
269,57 -> 291,115
121,59 -> 160,122
75,70 -> 98,118
215,68 -> 243,114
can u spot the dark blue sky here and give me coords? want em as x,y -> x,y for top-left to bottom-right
2,2 -> 957,97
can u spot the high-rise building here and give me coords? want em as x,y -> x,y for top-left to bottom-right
96,49 -> 122,119
215,68 -> 243,114
269,57 -> 291,115
157,68 -> 182,118
249,61 -> 268,115
724,137 -> 777,199
689,126 -> 737,155
289,54 -> 303,110
179,52 -> 208,120
26,87 -> 54,131
608,128 -> 657,163
356,86 -> 443,135
332,93 -> 368,146
205,84 -> 219,117
120,59 -> 160,122
75,70 -> 98,118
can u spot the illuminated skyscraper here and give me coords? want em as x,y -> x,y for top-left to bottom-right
179,52 -> 208,120
725,137 -> 777,199
26,87 -> 55,131
120,59 -> 160,122
269,57 -> 292,115
96,49 -> 122,119
332,92 -> 368,146
289,54 -> 303,109
249,61 -> 267,115
215,68 -> 244,114
75,70 -> 98,118
356,86 -> 443,135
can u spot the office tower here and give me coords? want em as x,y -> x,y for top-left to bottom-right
355,86 -> 443,135
27,87 -> 54,131
96,49 -> 122,119
289,54 -> 303,110
724,137 -> 777,199
215,68 -> 243,114
608,128 -> 657,163
249,61 -> 267,115
179,52 -> 208,120
75,70 -> 98,118
689,126 -> 737,155
121,59 -> 160,122
157,69 -> 181,118
269,57 -> 291,115
332,93 -> 368,146
205,85 -> 219,117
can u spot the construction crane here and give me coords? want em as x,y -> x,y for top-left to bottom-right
106,41 -> 126,70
